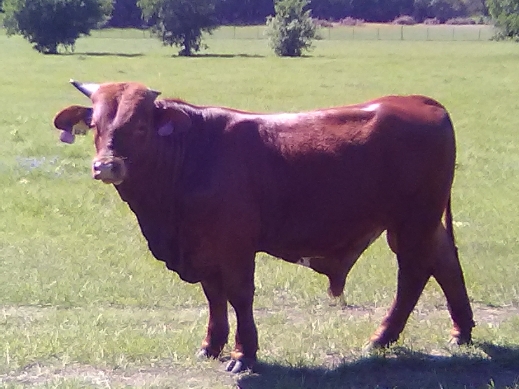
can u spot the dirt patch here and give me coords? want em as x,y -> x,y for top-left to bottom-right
0,362 -> 237,388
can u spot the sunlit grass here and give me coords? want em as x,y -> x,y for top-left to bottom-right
1,28 -> 519,388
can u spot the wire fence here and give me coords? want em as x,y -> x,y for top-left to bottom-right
83,25 -> 496,42
1,25 -> 496,42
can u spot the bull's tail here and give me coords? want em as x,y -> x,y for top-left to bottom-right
445,195 -> 459,257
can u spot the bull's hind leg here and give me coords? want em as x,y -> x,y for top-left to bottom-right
431,225 -> 474,344
198,275 -> 229,359
368,228 -> 433,348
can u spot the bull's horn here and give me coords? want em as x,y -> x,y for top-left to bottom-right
70,79 -> 100,98
148,88 -> 161,100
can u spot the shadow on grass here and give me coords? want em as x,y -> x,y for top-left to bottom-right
72,52 -> 144,58
237,343 -> 519,389
181,54 -> 265,58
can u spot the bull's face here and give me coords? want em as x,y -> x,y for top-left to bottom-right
53,81 -> 191,185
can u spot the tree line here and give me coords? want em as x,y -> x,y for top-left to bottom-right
107,0 -> 488,28
2,0 -> 517,56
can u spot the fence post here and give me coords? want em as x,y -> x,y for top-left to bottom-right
377,28 -> 380,40
352,26 -> 355,40
426,27 -> 429,41
328,27 -> 331,40
401,25 -> 404,40
452,28 -> 455,41
234,26 -> 236,39
478,28 -> 481,41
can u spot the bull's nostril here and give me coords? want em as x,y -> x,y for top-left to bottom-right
93,161 -> 103,170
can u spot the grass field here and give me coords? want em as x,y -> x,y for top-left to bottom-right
1,28 -> 519,388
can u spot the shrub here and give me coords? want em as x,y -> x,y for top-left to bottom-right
313,18 -> 333,28
139,0 -> 219,56
423,17 -> 441,25
339,16 -> 364,26
3,0 -> 112,54
266,0 -> 317,57
393,15 -> 417,25
445,17 -> 476,25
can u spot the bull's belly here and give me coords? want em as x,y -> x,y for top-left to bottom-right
260,228 -> 384,297
259,222 -> 384,261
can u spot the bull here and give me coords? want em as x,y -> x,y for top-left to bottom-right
53,80 -> 475,372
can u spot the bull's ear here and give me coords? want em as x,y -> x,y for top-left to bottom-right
154,105 -> 192,137
53,105 -> 93,144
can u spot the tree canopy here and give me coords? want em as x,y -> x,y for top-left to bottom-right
105,0 -> 487,28
138,0 -> 218,56
110,0 -> 142,28
487,0 -> 519,39
3,0 -> 112,54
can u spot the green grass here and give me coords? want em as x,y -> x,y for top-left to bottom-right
1,29 -> 519,388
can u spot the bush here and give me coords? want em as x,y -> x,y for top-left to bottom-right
138,0 -> 219,56
3,0 -> 111,54
338,16 -> 364,26
266,0 -> 317,57
393,15 -> 417,25
423,17 -> 441,25
445,17 -> 476,24
487,0 -> 519,40
313,18 -> 333,27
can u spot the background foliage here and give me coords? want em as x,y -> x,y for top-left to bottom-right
266,0 -> 317,56
138,0 -> 218,56
2,0 -> 112,53
103,0 -> 489,28
487,0 -> 519,39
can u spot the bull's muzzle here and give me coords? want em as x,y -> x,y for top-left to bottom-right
92,158 -> 126,185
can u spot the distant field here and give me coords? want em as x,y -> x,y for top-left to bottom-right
1,28 -> 519,388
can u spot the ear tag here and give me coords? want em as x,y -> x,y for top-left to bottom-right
158,122 -> 174,136
72,120 -> 90,135
60,131 -> 76,144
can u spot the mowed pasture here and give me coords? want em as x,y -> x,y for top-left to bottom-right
1,28 -> 519,389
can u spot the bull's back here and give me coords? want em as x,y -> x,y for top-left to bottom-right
251,95 -> 455,255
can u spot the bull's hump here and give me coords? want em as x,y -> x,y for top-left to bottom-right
360,103 -> 381,112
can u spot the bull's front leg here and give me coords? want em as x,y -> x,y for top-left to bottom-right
224,258 -> 258,373
198,276 -> 229,359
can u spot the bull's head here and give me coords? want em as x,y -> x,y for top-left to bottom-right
53,80 -> 191,185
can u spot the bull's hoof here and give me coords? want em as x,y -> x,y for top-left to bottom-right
225,358 -> 254,374
362,340 -> 385,355
196,347 -> 220,360
196,348 -> 210,359
448,334 -> 472,346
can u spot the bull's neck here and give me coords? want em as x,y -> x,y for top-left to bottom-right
114,105 -> 228,210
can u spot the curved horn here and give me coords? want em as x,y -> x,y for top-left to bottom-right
148,88 -> 161,100
70,79 -> 100,98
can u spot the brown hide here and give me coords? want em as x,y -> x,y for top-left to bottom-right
53,82 -> 474,372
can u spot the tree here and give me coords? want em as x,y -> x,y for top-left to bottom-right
413,0 -> 467,21
487,0 -> 519,39
3,0 -> 112,54
109,0 -> 143,28
266,0 -> 317,57
464,0 -> 488,15
138,0 -> 219,56
215,0 -> 274,24
349,0 -> 415,21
